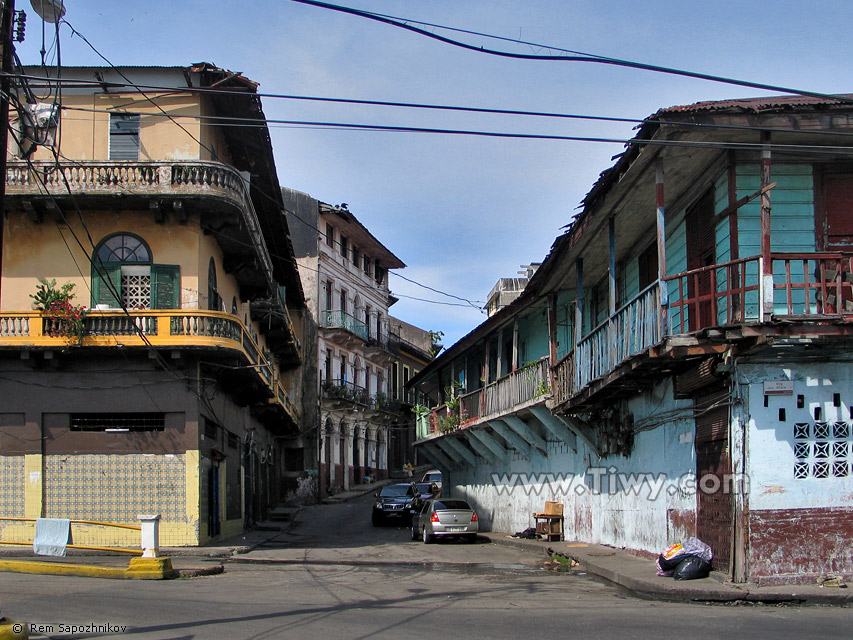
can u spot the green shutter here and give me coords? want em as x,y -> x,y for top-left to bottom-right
92,262 -> 121,308
152,264 -> 180,309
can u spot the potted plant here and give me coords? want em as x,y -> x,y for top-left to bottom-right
31,278 -> 87,342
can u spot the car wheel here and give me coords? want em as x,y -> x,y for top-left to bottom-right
372,513 -> 382,527
410,523 -> 419,541
422,527 -> 434,544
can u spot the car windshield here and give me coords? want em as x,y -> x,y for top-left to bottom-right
415,483 -> 433,494
380,485 -> 412,497
425,473 -> 441,482
433,500 -> 471,511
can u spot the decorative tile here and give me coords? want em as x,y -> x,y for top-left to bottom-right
43,454 -> 186,523
0,456 -> 25,516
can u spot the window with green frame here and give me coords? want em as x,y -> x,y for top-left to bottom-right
91,233 -> 180,309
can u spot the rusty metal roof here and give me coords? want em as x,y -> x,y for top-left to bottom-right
658,93 -> 853,114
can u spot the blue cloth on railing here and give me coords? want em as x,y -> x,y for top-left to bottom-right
33,518 -> 72,557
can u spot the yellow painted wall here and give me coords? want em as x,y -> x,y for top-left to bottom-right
0,210 -> 202,311
19,91 -> 230,164
23,454 -> 42,519
183,449 -> 201,545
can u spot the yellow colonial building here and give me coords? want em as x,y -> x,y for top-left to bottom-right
0,63 -> 306,546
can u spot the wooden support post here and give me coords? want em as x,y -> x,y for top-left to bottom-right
656,159 -> 669,328
512,317 -> 519,372
547,294 -> 558,391
760,131 -> 774,318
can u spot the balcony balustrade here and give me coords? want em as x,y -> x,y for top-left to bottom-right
0,309 -> 297,423
6,160 -> 274,284
552,252 -> 853,405
415,358 -> 551,441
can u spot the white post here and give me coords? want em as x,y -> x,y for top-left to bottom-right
138,514 -> 161,558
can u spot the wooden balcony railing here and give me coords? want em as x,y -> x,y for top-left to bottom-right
417,252 -> 853,429
415,358 -> 552,440
575,283 -> 662,391
0,310 -> 298,422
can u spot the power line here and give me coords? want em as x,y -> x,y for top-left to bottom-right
51,105 -> 853,157
12,75 -> 853,141
287,0 -> 853,104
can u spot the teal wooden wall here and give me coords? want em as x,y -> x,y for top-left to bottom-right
517,305 -> 550,365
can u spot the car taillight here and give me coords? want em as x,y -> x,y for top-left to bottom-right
471,512 -> 478,521
430,512 -> 440,522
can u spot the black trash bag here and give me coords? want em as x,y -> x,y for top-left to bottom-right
673,555 -> 711,581
658,553 -> 684,572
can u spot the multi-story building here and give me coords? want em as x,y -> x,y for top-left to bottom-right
0,63 -> 306,546
410,94 -> 853,585
485,264 -> 540,317
387,317 -> 436,470
283,189 -> 411,494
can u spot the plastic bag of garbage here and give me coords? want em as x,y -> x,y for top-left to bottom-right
673,555 -> 712,580
656,537 -> 713,576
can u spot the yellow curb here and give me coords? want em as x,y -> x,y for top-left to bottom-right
0,557 -> 174,580
125,557 -> 174,580
0,618 -> 29,640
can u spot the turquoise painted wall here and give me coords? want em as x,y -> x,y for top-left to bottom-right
556,290 -> 575,361
517,305 -> 550,366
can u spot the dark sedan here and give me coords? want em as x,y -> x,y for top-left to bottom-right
372,483 -> 417,526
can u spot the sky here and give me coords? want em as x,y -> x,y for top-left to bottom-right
13,0 -> 853,348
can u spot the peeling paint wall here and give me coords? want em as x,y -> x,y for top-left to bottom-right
449,378 -> 697,555
740,360 -> 853,582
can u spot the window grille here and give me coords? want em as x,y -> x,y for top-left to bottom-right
70,413 -> 165,432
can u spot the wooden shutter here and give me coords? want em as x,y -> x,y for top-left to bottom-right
152,264 -> 180,309
109,114 -> 140,161
92,262 -> 122,308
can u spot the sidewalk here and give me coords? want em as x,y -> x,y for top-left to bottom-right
487,533 -> 853,606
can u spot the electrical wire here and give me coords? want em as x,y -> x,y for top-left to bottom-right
287,0 -> 853,105
50,104 -> 853,157
10,75 -> 853,141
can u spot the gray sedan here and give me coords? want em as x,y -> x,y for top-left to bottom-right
410,498 -> 478,544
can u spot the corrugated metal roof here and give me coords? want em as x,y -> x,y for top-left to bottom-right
658,93 -> 853,114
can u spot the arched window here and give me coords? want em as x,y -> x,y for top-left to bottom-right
91,233 -> 180,310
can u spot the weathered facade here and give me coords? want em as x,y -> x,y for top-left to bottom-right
410,94 -> 853,585
387,317 -> 435,470
283,189 -> 425,495
0,64 -> 306,546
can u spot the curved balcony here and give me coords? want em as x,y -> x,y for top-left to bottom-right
5,160 -> 275,298
0,309 -> 298,427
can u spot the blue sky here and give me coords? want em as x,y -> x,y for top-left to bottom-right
15,0 -> 853,347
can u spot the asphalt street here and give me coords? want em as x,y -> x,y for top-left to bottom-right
1,494 -> 850,639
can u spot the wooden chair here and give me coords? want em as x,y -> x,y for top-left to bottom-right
533,501 -> 564,542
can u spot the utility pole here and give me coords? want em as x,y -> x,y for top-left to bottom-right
0,0 -> 14,302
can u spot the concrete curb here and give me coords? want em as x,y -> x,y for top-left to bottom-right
0,617 -> 29,640
486,534 -> 853,606
0,557 -> 176,580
